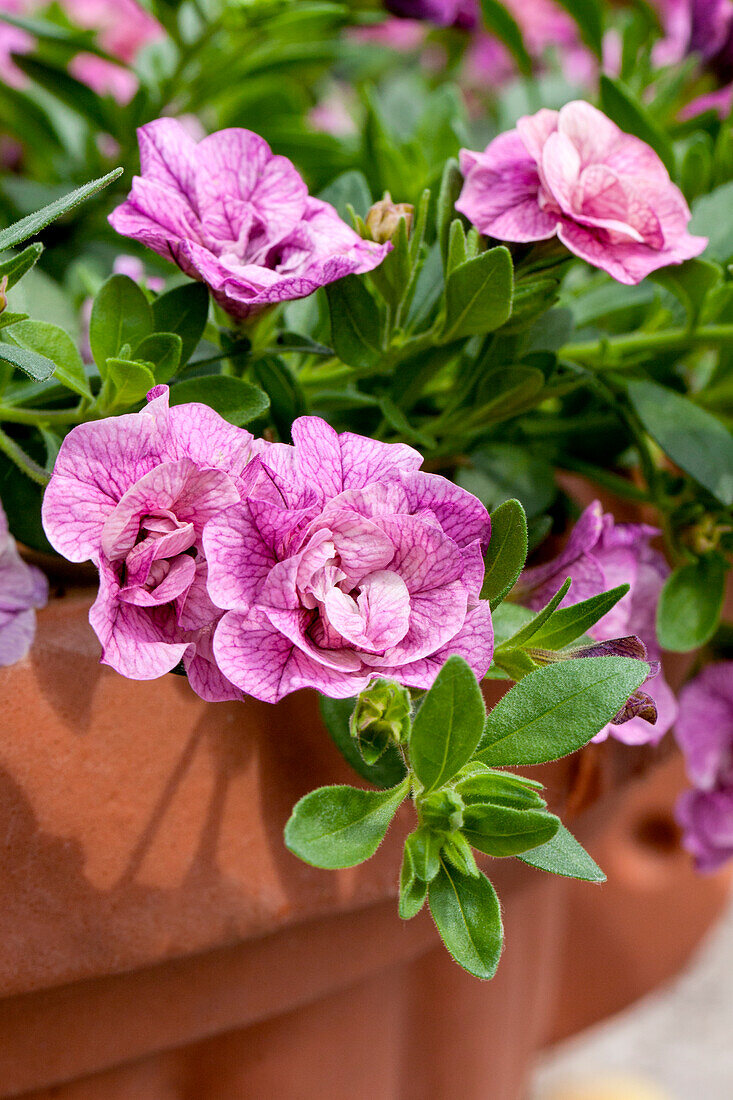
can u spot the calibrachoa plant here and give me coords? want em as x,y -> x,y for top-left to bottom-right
0,0 -> 732,980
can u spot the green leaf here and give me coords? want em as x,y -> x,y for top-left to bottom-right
437,158 -> 465,266
457,441 -> 556,520
651,258 -> 722,327
519,823 -> 606,882
0,340 -> 55,381
441,831 -> 480,877
476,656 -> 649,766
404,826 -> 442,882
106,358 -> 156,406
284,779 -> 409,869
628,379 -> 733,506
656,554 -> 727,652
318,170 -> 372,220
134,333 -> 183,384
690,181 -> 733,262
319,696 -> 408,789
599,75 -> 675,176
14,56 -> 111,132
89,275 -> 153,373
151,282 -> 209,365
446,219 -> 468,274
479,0 -> 532,74
527,584 -> 630,651
554,0 -> 603,55
410,656 -> 486,794
5,320 -> 90,398
499,578 -> 572,650
480,498 -> 528,609
463,803 -> 560,858
252,355 -> 306,439
0,168 -> 123,252
428,863 -> 503,980
399,846 -> 429,919
441,246 -> 513,342
0,242 -> 43,290
326,275 -> 383,372
455,766 -> 546,810
169,375 -> 270,426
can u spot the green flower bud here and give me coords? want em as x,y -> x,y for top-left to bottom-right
350,678 -> 411,764
419,788 -> 465,833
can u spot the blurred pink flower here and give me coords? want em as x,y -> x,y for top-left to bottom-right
0,0 -> 34,88
457,101 -> 707,284
351,17 -> 426,50
63,0 -> 162,104
112,254 -> 165,293
0,494 -> 47,667
517,500 -> 677,746
675,663 -> 733,871
109,119 -> 390,319
68,54 -> 139,105
63,0 -> 162,64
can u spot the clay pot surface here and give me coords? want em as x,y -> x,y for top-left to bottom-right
0,590 -> 727,1100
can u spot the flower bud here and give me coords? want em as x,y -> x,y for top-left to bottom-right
419,788 -> 465,832
350,678 -> 411,763
365,193 -> 413,244
0,275 -> 7,314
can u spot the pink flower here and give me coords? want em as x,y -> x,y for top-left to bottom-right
63,0 -> 162,64
41,386 -> 265,701
204,417 -> 494,703
0,0 -> 34,88
456,101 -> 707,284
463,0 -> 595,90
109,119 -> 390,320
63,0 -> 162,104
517,501 -> 677,745
68,54 -> 139,105
675,663 -> 733,871
0,495 -> 47,667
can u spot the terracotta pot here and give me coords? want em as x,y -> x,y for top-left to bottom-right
0,590 -> 722,1099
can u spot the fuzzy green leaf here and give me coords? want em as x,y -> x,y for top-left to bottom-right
410,656 -> 486,794
284,780 -> 408,869
0,168 -> 122,252
519,823 -> 606,881
476,656 -> 649,766
441,247 -> 513,341
481,498 -> 528,609
5,319 -> 90,397
428,863 -> 504,980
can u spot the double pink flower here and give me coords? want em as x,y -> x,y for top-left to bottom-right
42,390 -> 495,703
457,101 -> 707,284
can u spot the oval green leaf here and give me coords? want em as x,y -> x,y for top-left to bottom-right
656,554 -> 727,652
410,656 -> 486,794
476,655 -> 649,766
284,780 -> 408,870
428,864 -> 504,980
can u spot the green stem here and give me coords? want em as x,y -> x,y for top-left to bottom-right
0,427 -> 49,485
561,324 -> 733,365
0,404 -> 85,426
